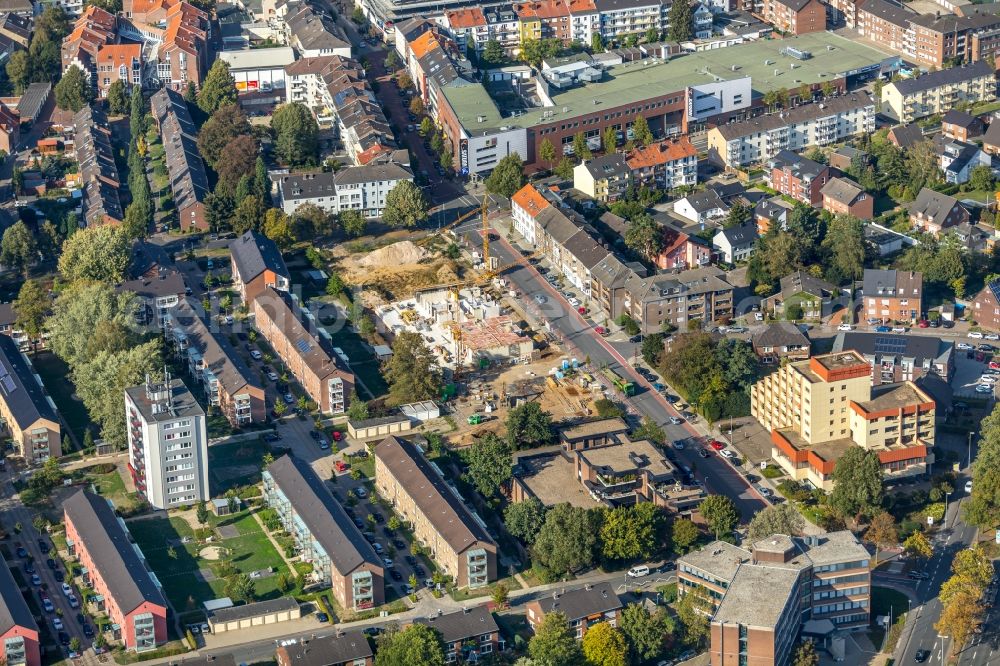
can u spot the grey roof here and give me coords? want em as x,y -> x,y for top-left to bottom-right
253,288 -> 345,380
890,61 -> 994,96
118,270 -> 186,301
171,297 -> 263,397
124,378 -> 205,423
535,582 -> 621,621
209,597 -> 301,623
908,187 -> 966,228
779,270 -> 836,298
832,331 -> 951,366
942,109 -> 980,130
682,189 -> 727,214
334,161 -> 412,185
231,230 -> 289,284
16,83 -> 51,122
625,265 -> 732,306
286,2 -> 350,52
715,93 -> 875,141
858,0 -> 915,29
0,0 -> 32,12
562,229 -> 610,270
74,105 -> 123,225
794,531 -> 870,566
820,176 -> 865,205
984,120 -> 1000,148
276,631 -> 372,664
374,436 -> 496,554
265,455 -> 381,575
349,414 -> 410,429
536,206 -> 582,246
769,150 -> 826,180
888,123 -> 924,149
0,557 -> 36,636
0,303 -> 14,328
581,153 -> 629,179
717,221 -> 757,247
0,333 -> 58,430
149,87 -> 209,211
862,268 -> 922,298
752,322 -> 810,349
170,655 -> 236,666
712,563 -> 801,627
679,540 -> 751,582
774,0 -> 812,10
915,373 -> 952,412
590,253 -> 633,289
415,605 -> 499,644
62,490 -> 166,614
755,196 -> 794,224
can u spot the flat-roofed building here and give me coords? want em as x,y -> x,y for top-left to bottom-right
832,331 -> 953,385
374,436 -> 497,588
263,455 -> 384,611
0,334 -> 61,464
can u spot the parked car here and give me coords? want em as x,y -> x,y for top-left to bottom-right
837,324 -> 853,331
669,416 -> 683,425
627,565 -> 650,578
250,349 -> 263,360
710,440 -> 726,451
958,342 -> 974,350
672,440 -> 685,450
875,325 -> 892,333
969,331 -> 985,339
720,449 -> 737,459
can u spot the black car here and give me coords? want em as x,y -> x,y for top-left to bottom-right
76,614 -> 85,626
37,540 -> 49,554
58,632 -> 70,647
24,563 -> 34,575
354,450 -> 369,459
371,512 -> 384,523
628,335 -> 642,343
54,571 -> 64,582
666,394 -> 680,404
363,627 -> 382,637
915,649 -> 930,663
404,555 -> 417,566
414,565 -> 426,578
394,540 -> 407,550
83,624 -> 94,638
390,570 -> 403,581
907,571 -> 930,580
309,430 -> 320,440
353,517 -> 365,529
264,432 -> 282,442
15,547 -> 27,558
979,344 -> 996,352
46,558 -> 56,570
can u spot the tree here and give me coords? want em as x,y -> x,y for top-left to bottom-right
385,331 -> 441,404
504,497 -> 547,545
903,530 -> 933,560
864,511 -> 898,565
603,126 -> 618,154
528,612 -> 583,666
216,134 -> 260,195
485,153 -> 525,198
821,214 -> 866,284
224,573 -> 256,603
55,65 -> 92,112
623,214 -> 663,258
600,503 -> 665,562
591,33 -> 604,53
408,97 -> 424,117
793,640 -> 820,666
951,545 -> 994,589
667,0 -> 693,41
828,447 -> 883,523
572,132 -> 592,160
746,503 -> 805,541
419,117 -> 435,137
539,138 -> 557,170
197,105 -> 252,168
699,495 -> 739,539
581,622 -> 627,666
465,433 -> 512,498
382,180 -> 428,228
724,201 -> 750,229
641,333 -> 665,367
0,221 -> 36,277
620,604 -> 674,663
233,195 -> 264,234
670,518 -> 700,553
271,103 -> 320,167
106,79 -> 128,115
76,341 -> 161,447
632,417 -> 665,446
676,592 -> 710,645
47,282 -> 139,370
505,401 -> 552,449
554,157 -> 575,180
199,60 -> 237,113
262,208 -> 294,248
532,503 -> 600,575
907,140 -> 941,194
631,115 -> 652,147
14,280 -> 49,346
340,209 -> 367,237
184,80 -> 198,104
57,224 -> 131,283
5,51 -> 29,93
936,592 -> 984,658
482,39 -> 505,65
196,502 -> 210,526
375,625 -> 445,666
970,164 -> 995,192
396,71 -> 413,90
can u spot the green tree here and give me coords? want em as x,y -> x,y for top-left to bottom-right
57,224 -> 131,283
184,80 -> 198,104
676,592 -> 710,645
0,221 -> 37,277
382,180 -> 429,228
465,432 -> 512,498
528,612 -> 583,666
572,132 -> 592,160
631,115 -> 652,147
532,503 -> 601,575
14,279 -> 49,345
5,51 -> 29,94
623,214 -> 663,258
47,282 -> 138,369
554,157 -> 575,180
724,201 -> 750,228
384,331 -> 441,404
271,103 -> 320,167
196,502 -> 210,526
603,126 -> 618,153
224,573 -> 256,603
667,0 -> 693,41
54,65 -> 92,112
640,333 -> 665,367
699,494 -> 739,539
419,117 -> 435,137
822,214 -> 866,284
581,622 -> 627,666
670,517 -> 700,553
346,390 -> 369,421
340,209 -> 367,237
828,447 -> 883,523
539,138 -> 557,170
903,530 -> 933,560
632,417 -> 665,445
482,39 -> 505,65
197,105 -> 252,168
746,503 -> 805,541
76,341 -> 161,447
485,153 -> 525,198
591,33 -> 604,53
106,80 -> 128,115
505,401 -> 552,449
970,164 -> 995,192
216,135 -> 260,196
600,503 -> 665,562
375,625 -> 445,666
504,497 -> 547,545
793,640 -> 820,666
620,604 -> 674,663
199,60 -> 238,114
233,195 -> 264,233
262,208 -> 293,248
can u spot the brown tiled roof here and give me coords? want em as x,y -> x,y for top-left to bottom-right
626,137 -> 697,169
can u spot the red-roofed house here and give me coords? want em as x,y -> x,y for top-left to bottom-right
626,138 -> 698,190
512,183 -> 552,244
653,227 -> 711,270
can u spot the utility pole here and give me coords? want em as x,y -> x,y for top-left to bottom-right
968,431 -> 974,469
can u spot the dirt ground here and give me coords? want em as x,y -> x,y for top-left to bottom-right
330,238 -> 466,305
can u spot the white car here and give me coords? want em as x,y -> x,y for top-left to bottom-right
969,331 -> 985,339
68,595 -> 79,608
958,342 -> 974,350
891,327 -> 907,333
976,384 -> 994,394
965,480 -> 973,493
837,324 -> 853,331
721,449 -> 737,459
669,416 -> 683,425
267,372 -> 279,382
61,583 -> 72,597
567,297 -> 581,307
987,333 -> 1000,341
979,375 -> 997,385
754,312 -> 764,321
728,326 -> 747,334
627,565 -> 650,578
53,618 -> 63,631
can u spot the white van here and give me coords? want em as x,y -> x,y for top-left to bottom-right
627,565 -> 650,578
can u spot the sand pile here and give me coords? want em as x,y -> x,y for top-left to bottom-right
359,240 -> 428,267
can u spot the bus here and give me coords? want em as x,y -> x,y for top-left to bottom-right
601,368 -> 635,397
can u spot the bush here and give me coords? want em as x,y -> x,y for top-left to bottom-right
777,480 -> 811,503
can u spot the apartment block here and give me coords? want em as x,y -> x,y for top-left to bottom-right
882,61 -> 996,122
263,455 -> 384,611
125,376 -> 209,509
761,0 -> 825,35
863,269 -> 923,323
832,332 -> 953,385
768,150 -> 831,206
118,269 -> 186,328
149,87 -> 209,231
680,532 -> 870,666
514,0 -> 571,43
414,606 -> 501,664
230,230 -> 290,304
0,334 -> 61,464
525,582 -> 622,639
374,436 -> 497,588
166,297 -> 266,426
63,490 -> 168,651
622,266 -> 734,334
0,558 -> 39,666
707,94 -> 876,168
573,154 -> 630,203
275,631 -> 373,666
251,287 -> 353,414
625,137 -> 698,190
654,227 -> 712,271
274,159 -> 414,218
750,351 -> 935,490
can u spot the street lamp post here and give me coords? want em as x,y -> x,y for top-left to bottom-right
968,431 -> 974,469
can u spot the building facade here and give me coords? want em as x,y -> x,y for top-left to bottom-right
863,269 -> 923,323
230,230 -> 291,304
525,582 -> 622,639
881,61 -> 997,122
0,334 -> 61,464
0,558 -> 39,666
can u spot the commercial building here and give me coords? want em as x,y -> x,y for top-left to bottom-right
219,47 -> 295,94
881,61 -> 996,122
762,271 -> 839,322
832,331 -> 953,385
821,176 -> 873,220
679,531 -> 871,666
525,582 -> 622,639
166,298 -> 267,426
149,87 -> 210,231
907,188 -> 969,236
124,375 -> 209,509
230,230 -> 291,304
263,455 -> 384,611
252,287 -> 353,414
374,436 -> 497,588
63,490 -> 168,651
768,150 -> 831,206
862,269 -> 923,323
750,351 -> 936,490
414,606 -> 501,664
274,159 -> 414,217
275,630 -> 373,666
0,557 -> 39,666
0,334 -> 61,464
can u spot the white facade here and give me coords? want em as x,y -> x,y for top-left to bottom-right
685,77 -> 752,122
458,126 -> 529,177
275,165 -> 414,217
673,197 -> 726,224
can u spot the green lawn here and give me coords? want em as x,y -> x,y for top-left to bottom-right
325,323 -> 388,399
71,463 -> 144,514
869,586 -> 909,649
31,351 -> 92,445
206,438 -> 272,493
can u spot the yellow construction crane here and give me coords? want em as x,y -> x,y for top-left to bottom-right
419,195 -> 489,248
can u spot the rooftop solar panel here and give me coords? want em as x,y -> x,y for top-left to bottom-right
295,338 -> 312,354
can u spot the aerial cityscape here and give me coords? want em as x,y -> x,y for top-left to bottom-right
0,0 -> 996,664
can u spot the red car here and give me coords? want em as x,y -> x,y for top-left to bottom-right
335,460 -> 348,473
332,431 -> 342,442
594,326 -> 608,336
710,440 -> 726,451
918,320 -> 930,328
577,306 -> 587,315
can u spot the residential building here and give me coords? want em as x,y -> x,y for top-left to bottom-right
908,187 -> 969,236
74,104 -> 123,226
707,94 -> 876,168
854,0 -> 913,52
414,606 -> 500,664
938,138 -> 991,185
983,119 -> 1000,155
881,61 -> 996,122
61,6 -> 119,87
750,351 -> 936,490
0,335 -> 60,464
149,87 -> 209,231
863,269 -> 923,323
230,230 -> 291,304
821,176 -> 873,220
653,226 -> 712,270
887,123 -> 924,149
274,160 -> 414,217
573,154 -> 630,203
762,270 -> 839,322
63,490 -> 168,651
828,145 -> 867,172
712,221 -> 757,264
124,375 -> 209,509
755,196 -> 794,234
149,2 -> 211,91
832,332 -> 953,385
514,0 -> 571,43
374,436 -> 497,588
252,288 -> 353,414
284,1 -> 351,58
973,279 -> 1000,331
865,222 -> 918,257
442,8 -> 489,55
0,557 -> 39,666
679,531 -> 871,665
751,322 -> 810,363
573,435 -> 681,506
621,265 -> 734,333
673,189 -> 728,224
118,269 -> 186,328
166,298 -> 267,426
625,137 -> 698,190
0,305 -> 28,350
593,0 -> 665,40
941,109 -> 984,141
767,150 -> 831,206
525,582 -> 622,639
761,0 -> 825,35
263,455 -> 384,611
275,631 -> 373,666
